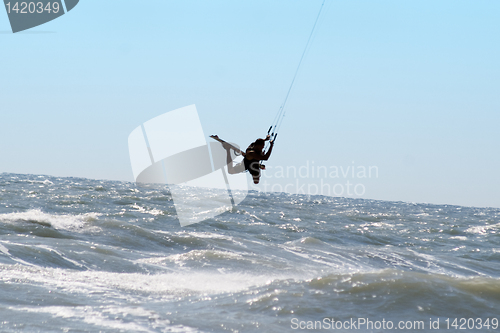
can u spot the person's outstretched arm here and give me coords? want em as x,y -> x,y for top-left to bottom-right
261,141 -> 274,161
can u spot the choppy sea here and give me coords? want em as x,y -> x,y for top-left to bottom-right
0,173 -> 499,332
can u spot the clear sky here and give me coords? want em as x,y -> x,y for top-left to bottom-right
1,0 -> 499,208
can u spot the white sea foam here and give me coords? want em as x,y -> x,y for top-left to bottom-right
465,223 -> 500,235
0,209 -> 101,231
0,263 -> 298,297
10,306 -> 175,333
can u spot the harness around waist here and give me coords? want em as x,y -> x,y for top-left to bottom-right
244,158 -> 260,176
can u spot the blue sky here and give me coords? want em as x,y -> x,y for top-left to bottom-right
1,0 -> 499,208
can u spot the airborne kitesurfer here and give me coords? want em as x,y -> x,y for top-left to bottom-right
241,136 -> 274,184
213,135 -> 274,184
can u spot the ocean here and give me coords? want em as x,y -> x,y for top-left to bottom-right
0,173 -> 499,332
